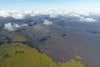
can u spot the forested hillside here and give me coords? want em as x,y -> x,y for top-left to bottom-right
0,44 -> 85,67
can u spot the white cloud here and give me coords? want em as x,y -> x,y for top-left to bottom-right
4,22 -> 28,31
0,10 -> 10,17
4,23 -> 15,31
11,13 -> 25,19
43,19 -> 53,25
80,17 -> 97,23
67,12 -> 81,17
0,9 -> 100,20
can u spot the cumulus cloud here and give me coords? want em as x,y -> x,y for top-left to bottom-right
0,10 -> 10,17
4,23 -> 28,31
0,10 -> 29,19
43,19 -> 53,25
66,12 -> 81,17
11,13 -> 25,19
4,23 -> 15,31
80,17 -> 97,23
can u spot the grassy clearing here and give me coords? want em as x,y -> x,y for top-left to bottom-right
0,44 -> 85,67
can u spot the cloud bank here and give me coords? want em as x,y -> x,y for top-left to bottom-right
0,9 -> 99,32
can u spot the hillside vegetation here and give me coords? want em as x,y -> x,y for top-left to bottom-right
0,43 -> 85,67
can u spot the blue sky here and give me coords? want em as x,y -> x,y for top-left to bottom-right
0,0 -> 99,10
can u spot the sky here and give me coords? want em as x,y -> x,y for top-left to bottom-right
0,0 -> 100,10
